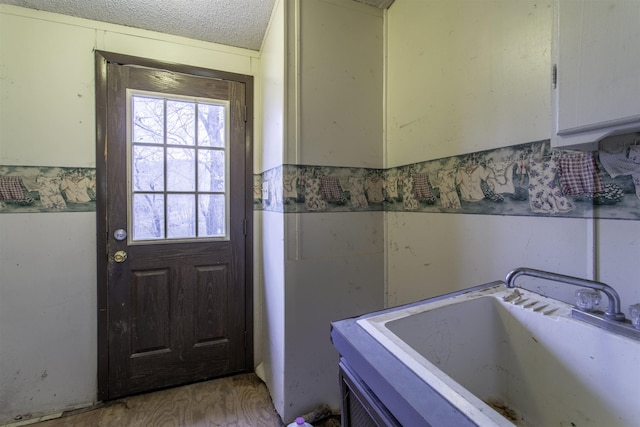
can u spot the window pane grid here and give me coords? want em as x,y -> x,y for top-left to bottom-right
194,103 -> 200,238
162,99 -> 168,239
128,90 -> 228,243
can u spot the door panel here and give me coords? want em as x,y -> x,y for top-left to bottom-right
96,52 -> 252,400
194,265 -> 228,344
130,269 -> 171,356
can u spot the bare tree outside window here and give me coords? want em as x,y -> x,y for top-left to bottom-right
129,92 -> 227,241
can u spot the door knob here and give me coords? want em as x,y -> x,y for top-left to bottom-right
113,250 -> 128,263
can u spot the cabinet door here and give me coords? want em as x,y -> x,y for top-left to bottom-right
553,0 -> 640,148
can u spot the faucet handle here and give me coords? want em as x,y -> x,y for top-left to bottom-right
575,288 -> 601,312
629,304 -> 640,330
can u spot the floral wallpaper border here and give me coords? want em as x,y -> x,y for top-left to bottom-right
256,137 -> 640,221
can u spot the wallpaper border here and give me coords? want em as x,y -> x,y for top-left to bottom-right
0,165 -> 96,213
4,137 -> 640,220
256,138 -> 640,221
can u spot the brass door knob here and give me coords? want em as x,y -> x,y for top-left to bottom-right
113,250 -> 128,263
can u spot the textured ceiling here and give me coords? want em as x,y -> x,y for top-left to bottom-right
0,0 -> 277,50
1,0 -> 394,51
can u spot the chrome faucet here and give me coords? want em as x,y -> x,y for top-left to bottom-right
505,267 -> 626,322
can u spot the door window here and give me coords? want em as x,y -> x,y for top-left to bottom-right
127,90 -> 229,242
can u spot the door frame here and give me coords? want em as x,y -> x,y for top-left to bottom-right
95,50 -> 254,401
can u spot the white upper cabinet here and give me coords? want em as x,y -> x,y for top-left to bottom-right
552,0 -> 640,149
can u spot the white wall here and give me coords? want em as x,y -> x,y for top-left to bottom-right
258,210 -> 286,414
284,212 -> 384,419
258,0 -> 287,415
386,212 -> 593,306
297,0 -> 383,167
0,214 -> 97,421
385,0 -> 640,316
260,0 -> 286,173
273,0 -> 385,422
0,5 -> 259,424
386,0 -> 552,167
597,220 -> 640,320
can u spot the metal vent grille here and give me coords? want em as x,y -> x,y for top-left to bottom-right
346,389 -> 378,427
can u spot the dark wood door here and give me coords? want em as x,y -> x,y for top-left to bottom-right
96,52 -> 253,400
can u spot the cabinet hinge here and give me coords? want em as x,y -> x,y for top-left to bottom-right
243,105 -> 247,123
552,64 -> 557,89
243,218 -> 247,236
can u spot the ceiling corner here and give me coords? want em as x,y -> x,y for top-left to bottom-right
352,0 -> 395,10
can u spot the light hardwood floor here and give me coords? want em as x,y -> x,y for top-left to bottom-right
33,374 -> 284,427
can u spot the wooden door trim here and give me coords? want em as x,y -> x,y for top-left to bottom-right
95,51 -> 254,401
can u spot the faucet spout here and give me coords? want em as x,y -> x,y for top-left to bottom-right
505,267 -> 626,322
